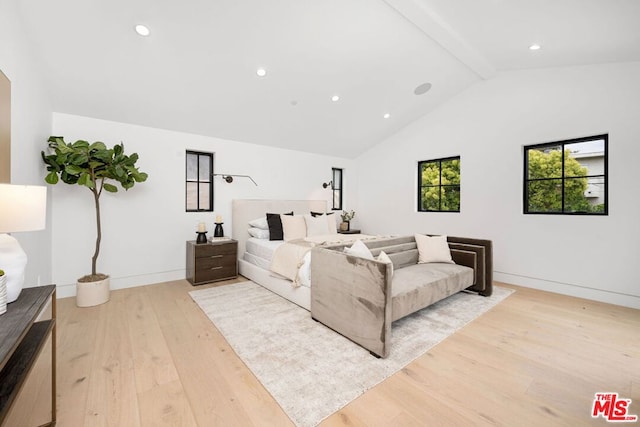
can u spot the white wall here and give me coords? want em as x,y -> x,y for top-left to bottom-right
51,113 -> 356,297
0,0 -> 53,289
356,62 -> 640,309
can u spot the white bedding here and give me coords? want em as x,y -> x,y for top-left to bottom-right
244,237 -> 313,287
244,233 -> 378,289
242,252 -> 271,271
245,237 -> 283,261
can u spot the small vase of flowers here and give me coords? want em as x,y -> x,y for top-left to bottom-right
340,210 -> 355,231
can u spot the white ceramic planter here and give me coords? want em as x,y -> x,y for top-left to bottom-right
76,276 -> 110,307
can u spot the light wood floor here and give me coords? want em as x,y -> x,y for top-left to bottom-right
55,278 -> 640,426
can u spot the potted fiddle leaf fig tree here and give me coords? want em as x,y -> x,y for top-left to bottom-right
42,136 -> 148,307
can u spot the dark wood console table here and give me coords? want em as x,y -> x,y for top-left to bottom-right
0,285 -> 56,426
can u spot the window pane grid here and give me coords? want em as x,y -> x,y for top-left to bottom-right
186,150 -> 213,212
524,135 -> 607,215
331,168 -> 343,210
418,156 -> 460,213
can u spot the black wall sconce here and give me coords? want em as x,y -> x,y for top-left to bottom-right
213,174 -> 258,186
322,180 -> 333,189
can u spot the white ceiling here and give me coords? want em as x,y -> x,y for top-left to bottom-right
16,0 -> 640,158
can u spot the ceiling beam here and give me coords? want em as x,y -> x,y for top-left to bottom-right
383,0 -> 497,80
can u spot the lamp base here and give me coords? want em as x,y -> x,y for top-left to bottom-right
196,231 -> 208,243
0,233 -> 27,303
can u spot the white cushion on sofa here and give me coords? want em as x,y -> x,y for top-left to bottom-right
378,250 -> 394,275
415,234 -> 453,264
344,239 -> 374,260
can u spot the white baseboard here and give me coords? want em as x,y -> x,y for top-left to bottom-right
494,271 -> 640,310
54,270 -> 187,299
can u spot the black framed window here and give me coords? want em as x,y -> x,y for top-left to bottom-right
186,150 -> 213,212
524,135 -> 608,215
418,156 -> 460,212
331,167 -> 343,210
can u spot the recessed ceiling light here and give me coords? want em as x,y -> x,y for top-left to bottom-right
135,24 -> 150,36
331,95 -> 340,102
529,44 -> 541,51
383,113 -> 390,119
414,82 -> 432,95
256,68 -> 267,77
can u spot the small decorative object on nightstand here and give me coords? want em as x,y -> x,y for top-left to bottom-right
196,222 -> 208,243
214,215 -> 224,237
186,239 -> 238,285
340,210 -> 355,233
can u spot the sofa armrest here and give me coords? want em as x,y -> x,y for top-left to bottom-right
451,249 -> 477,284
447,236 -> 493,296
310,247 -> 392,358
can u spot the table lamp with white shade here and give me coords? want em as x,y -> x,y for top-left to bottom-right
0,184 -> 47,302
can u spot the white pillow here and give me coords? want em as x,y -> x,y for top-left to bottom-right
377,250 -> 394,275
304,214 -> 330,236
415,234 -> 454,264
248,227 -> 269,239
311,212 -> 337,233
281,215 -> 307,241
344,239 -> 374,260
248,216 -> 269,230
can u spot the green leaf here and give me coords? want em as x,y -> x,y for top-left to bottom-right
70,153 -> 89,165
114,165 -> 125,178
93,150 -> 113,163
77,173 -> 95,189
65,165 -> 83,175
134,172 -> 148,182
71,140 -> 90,149
45,171 -> 59,184
103,183 -> 118,193
89,141 -> 107,151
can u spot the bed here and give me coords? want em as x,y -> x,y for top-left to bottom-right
232,199 -> 373,310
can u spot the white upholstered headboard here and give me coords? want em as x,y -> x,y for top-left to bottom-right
232,199 -> 328,259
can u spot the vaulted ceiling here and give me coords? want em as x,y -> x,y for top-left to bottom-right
16,0 -> 640,158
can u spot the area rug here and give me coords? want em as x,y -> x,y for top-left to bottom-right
189,282 -> 513,427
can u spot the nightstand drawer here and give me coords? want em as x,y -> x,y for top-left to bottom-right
194,241 -> 237,258
194,263 -> 237,283
196,253 -> 236,270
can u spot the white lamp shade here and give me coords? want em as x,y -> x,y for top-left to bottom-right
0,184 -> 47,232
0,184 -> 47,303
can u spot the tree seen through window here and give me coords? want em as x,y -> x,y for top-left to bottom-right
418,157 -> 460,212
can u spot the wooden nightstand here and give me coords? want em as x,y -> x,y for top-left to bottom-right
186,239 -> 238,285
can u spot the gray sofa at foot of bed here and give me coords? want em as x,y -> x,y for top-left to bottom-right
310,235 -> 493,358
